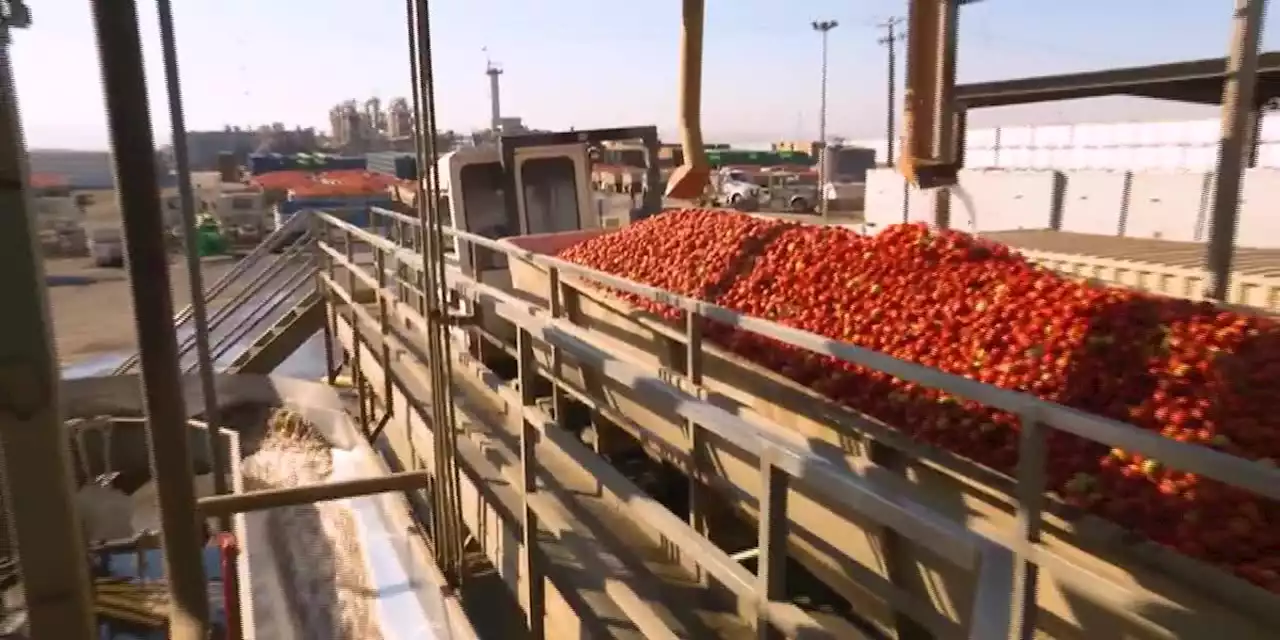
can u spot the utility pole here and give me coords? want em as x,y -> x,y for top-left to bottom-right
812,19 -> 838,220
877,17 -> 905,165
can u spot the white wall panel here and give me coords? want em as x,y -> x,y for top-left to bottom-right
1237,169 -> 1280,249
863,168 -> 933,232
967,128 -> 999,148
965,149 -> 998,168
1058,171 -> 1130,236
1033,125 -> 1073,148
1000,126 -> 1034,147
950,170 -> 1061,233
1259,113 -> 1280,143
1124,172 -> 1210,242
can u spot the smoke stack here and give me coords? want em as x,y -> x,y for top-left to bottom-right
486,61 -> 503,132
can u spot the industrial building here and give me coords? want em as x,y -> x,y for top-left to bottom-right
183,128 -> 259,171
27,149 -> 115,189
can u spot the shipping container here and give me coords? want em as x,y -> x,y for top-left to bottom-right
273,197 -> 392,228
775,150 -> 814,165
249,153 -> 368,175
706,149 -> 781,168
248,154 -> 283,176
366,152 -> 418,180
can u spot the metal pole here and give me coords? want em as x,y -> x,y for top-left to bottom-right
812,19 -> 838,220
155,0 -> 229,533
199,469 -> 434,517
820,28 -> 829,219
408,0 -> 467,586
880,17 -> 910,224
933,0 -> 960,229
88,0 -> 211,636
1205,0 -> 1267,302
879,17 -> 904,165
0,5 -> 97,637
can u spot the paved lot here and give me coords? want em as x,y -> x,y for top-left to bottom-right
45,256 -> 238,364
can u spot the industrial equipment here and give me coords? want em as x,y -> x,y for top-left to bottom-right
315,114 -> 1273,638
663,0 -> 711,200
4,0 -> 1278,638
87,226 -> 125,267
194,213 -> 228,257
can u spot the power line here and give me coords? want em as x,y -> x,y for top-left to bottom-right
876,17 -> 905,165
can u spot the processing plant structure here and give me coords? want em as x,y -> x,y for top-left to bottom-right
0,1 -> 1277,639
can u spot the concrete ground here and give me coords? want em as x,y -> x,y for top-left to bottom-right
45,255 -> 238,364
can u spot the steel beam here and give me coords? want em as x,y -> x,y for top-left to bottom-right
0,6 -> 97,637
88,0 -> 210,635
1205,0 -> 1268,302
197,469 -> 433,517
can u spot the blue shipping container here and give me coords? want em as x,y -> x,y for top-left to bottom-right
395,156 -> 417,180
366,152 -> 417,180
273,203 -> 387,230
331,157 -> 368,171
250,153 -> 369,176
248,154 -> 285,176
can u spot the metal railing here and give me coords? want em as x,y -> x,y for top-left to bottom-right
356,203 -> 1280,635
315,209 -> 1033,638
112,212 -> 313,376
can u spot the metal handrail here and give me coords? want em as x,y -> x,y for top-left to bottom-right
346,204 -> 1280,634
111,213 -> 312,375
316,210 -> 1020,638
362,206 -> 1280,502
199,258 -> 317,372
167,233 -> 312,369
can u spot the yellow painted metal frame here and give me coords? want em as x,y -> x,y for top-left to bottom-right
664,0 -> 711,200
900,0 -> 961,189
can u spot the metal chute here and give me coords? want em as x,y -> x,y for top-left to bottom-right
663,0 -> 711,200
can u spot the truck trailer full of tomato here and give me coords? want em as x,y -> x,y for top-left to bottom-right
36,0 -> 1278,637
372,119 -> 1278,638
445,205 -> 1272,640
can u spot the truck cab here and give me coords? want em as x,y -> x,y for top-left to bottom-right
439,126 -> 663,350
441,126 -> 661,276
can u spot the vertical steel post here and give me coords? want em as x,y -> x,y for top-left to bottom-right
0,5 -> 97,637
1205,0 -> 1267,302
155,0 -> 230,533
517,329 -> 545,640
88,0 -> 210,635
316,216 -> 338,384
755,449 -> 789,640
1012,414 -> 1047,639
408,0 -> 467,585
930,0 -> 960,230
684,312 -> 710,571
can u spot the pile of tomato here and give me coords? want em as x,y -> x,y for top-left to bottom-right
558,210 -> 1280,592
558,208 -> 788,321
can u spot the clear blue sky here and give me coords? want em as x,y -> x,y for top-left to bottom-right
11,0 -> 1280,149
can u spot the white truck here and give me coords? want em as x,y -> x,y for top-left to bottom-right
87,226 -> 124,268
709,167 -> 818,212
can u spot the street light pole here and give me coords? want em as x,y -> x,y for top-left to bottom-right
812,19 -> 838,220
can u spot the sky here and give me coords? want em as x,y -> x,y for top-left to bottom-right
10,0 -> 1280,150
